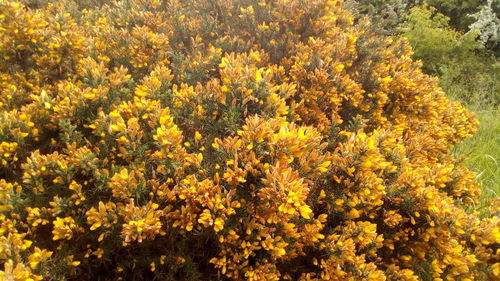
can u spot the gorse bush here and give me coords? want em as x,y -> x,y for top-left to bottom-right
0,0 -> 498,280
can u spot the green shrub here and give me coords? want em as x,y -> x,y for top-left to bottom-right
426,0 -> 498,31
400,5 -> 481,73
400,4 -> 499,106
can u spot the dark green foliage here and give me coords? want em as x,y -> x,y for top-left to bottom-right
400,5 -> 499,106
350,0 -> 420,34
426,0 -> 498,31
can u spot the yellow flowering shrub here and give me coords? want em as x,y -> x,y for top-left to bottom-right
0,0 -> 498,280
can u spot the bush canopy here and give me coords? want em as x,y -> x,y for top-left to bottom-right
0,0 -> 498,280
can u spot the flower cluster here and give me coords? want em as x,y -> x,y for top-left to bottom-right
0,0 -> 497,280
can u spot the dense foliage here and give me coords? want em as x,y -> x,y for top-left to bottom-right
354,0 -> 499,54
400,5 -> 499,107
426,0 -> 499,32
354,0 -> 499,107
0,0 -> 498,280
352,0 -> 417,33
468,0 -> 500,53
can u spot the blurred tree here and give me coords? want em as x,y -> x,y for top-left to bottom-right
469,0 -> 500,54
426,0 -> 497,31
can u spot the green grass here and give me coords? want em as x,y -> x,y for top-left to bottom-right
452,108 -> 499,206
439,58 -> 499,208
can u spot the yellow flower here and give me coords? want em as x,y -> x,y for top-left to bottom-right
195,131 -> 202,141
52,217 -> 78,241
299,205 -> 312,219
214,218 -> 224,232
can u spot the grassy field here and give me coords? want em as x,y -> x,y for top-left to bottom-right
440,60 -> 499,209
453,107 -> 499,208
